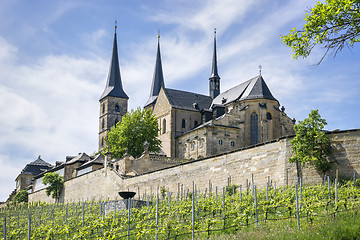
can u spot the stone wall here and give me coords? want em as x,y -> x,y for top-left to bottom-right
29,129 -> 360,203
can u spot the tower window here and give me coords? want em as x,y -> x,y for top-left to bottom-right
162,119 -> 166,134
191,142 -> 195,150
102,119 -> 105,129
218,139 -> 223,145
181,119 -> 186,128
266,112 -> 272,120
115,104 -> 120,113
231,141 -> 235,147
102,104 -> 105,114
250,112 -> 259,145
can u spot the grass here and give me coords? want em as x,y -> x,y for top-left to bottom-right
200,209 -> 360,240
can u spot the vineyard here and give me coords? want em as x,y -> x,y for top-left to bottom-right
1,179 -> 360,239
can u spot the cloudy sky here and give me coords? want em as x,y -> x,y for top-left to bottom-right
0,0 -> 359,201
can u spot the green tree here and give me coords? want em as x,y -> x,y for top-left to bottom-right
42,172 -> 64,203
106,107 -> 161,158
281,0 -> 360,63
13,190 -> 28,203
289,110 -> 331,178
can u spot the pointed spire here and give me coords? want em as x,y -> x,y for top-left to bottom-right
145,31 -> 165,107
100,24 -> 128,101
209,28 -> 221,99
210,28 -> 220,78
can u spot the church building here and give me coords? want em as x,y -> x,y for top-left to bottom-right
99,27 -> 295,161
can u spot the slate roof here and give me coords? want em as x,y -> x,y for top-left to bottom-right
99,31 -> 129,101
77,154 -> 104,170
164,88 -> 212,111
20,156 -> 53,176
65,152 -> 90,165
210,30 -> 220,79
211,75 -> 277,107
145,38 -> 165,107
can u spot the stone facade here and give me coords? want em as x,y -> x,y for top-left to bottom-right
176,98 -> 294,160
99,97 -> 128,150
29,129 -> 360,203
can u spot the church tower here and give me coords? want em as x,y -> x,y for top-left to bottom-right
99,25 -> 129,150
144,32 -> 165,110
209,28 -> 220,99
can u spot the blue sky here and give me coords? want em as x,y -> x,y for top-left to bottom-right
0,0 -> 359,201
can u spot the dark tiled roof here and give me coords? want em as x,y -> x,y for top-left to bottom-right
145,40 -> 165,107
164,88 -> 212,111
66,153 -> 90,165
212,75 -> 277,107
77,154 -> 104,170
244,75 -> 277,101
29,156 -> 53,167
99,32 -> 128,101
65,152 -> 90,165
20,156 -> 53,176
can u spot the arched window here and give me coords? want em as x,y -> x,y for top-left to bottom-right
162,119 -> 166,134
266,112 -> 272,120
181,119 -> 186,128
191,142 -> 195,150
102,104 -> 105,114
218,139 -> 223,145
102,119 -> 105,129
115,104 -> 120,112
231,141 -> 235,147
250,112 -> 258,145
101,137 -> 104,147
199,138 -> 204,148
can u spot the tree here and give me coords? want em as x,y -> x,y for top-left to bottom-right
13,190 -> 28,203
289,110 -> 331,178
106,107 -> 161,158
281,0 -> 360,64
42,172 -> 64,203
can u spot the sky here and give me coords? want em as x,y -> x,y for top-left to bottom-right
0,0 -> 359,202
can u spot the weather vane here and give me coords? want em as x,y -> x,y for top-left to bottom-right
259,65 -> 262,75
158,29 -> 160,39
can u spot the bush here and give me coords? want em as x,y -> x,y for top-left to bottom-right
13,190 -> 28,203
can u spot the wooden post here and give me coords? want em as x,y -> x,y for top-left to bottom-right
336,169 -> 339,181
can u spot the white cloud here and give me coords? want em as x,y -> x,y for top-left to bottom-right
0,38 -> 109,200
0,37 -> 17,63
